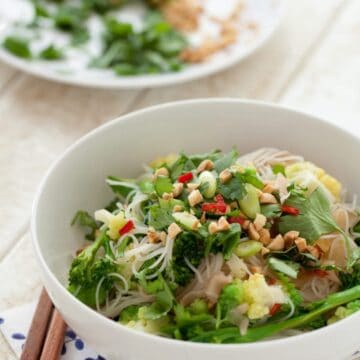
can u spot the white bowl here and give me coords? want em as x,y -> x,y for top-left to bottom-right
32,99 -> 360,360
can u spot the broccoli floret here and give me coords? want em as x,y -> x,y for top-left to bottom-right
71,210 -> 99,240
68,230 -> 116,307
339,263 -> 360,290
216,280 -> 244,327
327,300 -> 360,324
171,232 -> 205,286
119,305 -> 140,323
188,299 -> 209,315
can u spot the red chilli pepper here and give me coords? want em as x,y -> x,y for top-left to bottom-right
119,220 -> 134,236
201,202 -> 227,214
215,194 -> 225,204
281,205 -> 300,216
228,216 -> 246,225
266,277 -> 277,286
270,303 -> 282,316
178,172 -> 193,183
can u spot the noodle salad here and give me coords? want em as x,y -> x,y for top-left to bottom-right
68,148 -> 360,343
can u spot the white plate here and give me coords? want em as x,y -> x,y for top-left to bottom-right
0,0 -> 284,89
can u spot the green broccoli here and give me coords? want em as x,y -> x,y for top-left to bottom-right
216,280 -> 244,328
339,263 -> 360,290
171,232 -> 205,286
68,229 -> 116,307
327,300 -> 360,324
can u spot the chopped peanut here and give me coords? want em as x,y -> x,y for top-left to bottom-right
306,245 -> 320,259
263,183 -> 276,193
162,192 -> 173,200
197,159 -> 214,173
148,227 -> 160,243
315,238 -> 331,253
208,221 -> 218,234
168,223 -> 182,240
160,231 -> 167,244
261,247 -> 270,256
188,189 -> 203,207
248,223 -> 260,241
267,234 -> 285,251
172,182 -> 184,197
191,219 -> 200,230
259,192 -> 278,204
173,204 -> 183,212
258,228 -> 271,246
284,230 -> 300,247
187,182 -> 200,191
295,237 -> 307,252
249,265 -> 263,274
217,216 -> 230,231
242,220 -> 250,230
254,213 -> 266,231
154,167 -> 169,178
219,169 -> 232,183
200,211 -> 206,224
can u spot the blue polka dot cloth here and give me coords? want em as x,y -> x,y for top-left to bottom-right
0,302 -> 105,359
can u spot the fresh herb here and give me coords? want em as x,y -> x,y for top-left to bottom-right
268,257 -> 300,279
272,164 -> 285,175
154,176 -> 173,196
3,36 -> 32,59
279,187 -> 342,242
214,149 -> 238,173
218,172 -> 246,201
71,210 -> 98,240
148,205 -> 174,230
39,44 -> 64,60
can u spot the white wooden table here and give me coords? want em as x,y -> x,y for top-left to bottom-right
0,0 -> 359,358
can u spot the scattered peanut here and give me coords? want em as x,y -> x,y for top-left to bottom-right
295,237 -> 307,252
187,182 -> 200,191
248,223 -> 260,241
261,247 -> 270,256
258,228 -> 271,246
254,213 -> 267,231
263,182 -> 276,193
162,192 -> 173,200
173,204 -> 183,212
148,227 -> 161,243
168,223 -> 182,240
208,221 -> 218,235
160,231 -> 167,244
259,192 -> 278,204
284,230 -> 300,247
315,238 -> 331,253
306,245 -> 320,259
219,169 -> 232,183
217,216 -> 230,231
172,182 -> 184,197
197,159 -> 214,173
188,189 -> 203,207
154,167 -> 169,178
267,234 -> 285,251
242,220 -> 250,230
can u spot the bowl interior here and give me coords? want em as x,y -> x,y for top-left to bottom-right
34,99 -> 360,288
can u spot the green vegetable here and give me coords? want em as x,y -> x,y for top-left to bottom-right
169,153 -> 196,181
148,205 -> 174,230
106,176 -> 137,199
214,149 -> 238,173
39,45 -> 64,60
172,231 -> 205,286
119,305 -> 140,323
279,187 -> 342,242
154,176 -> 173,196
173,212 -> 199,231
339,263 -> 360,290
3,36 -> 32,59
189,299 -> 209,315
54,5 -> 89,31
261,204 -> 282,218
68,230 -> 116,307
272,164 -> 285,175
268,257 -> 300,279
235,240 -> 262,258
276,272 -> 303,307
71,210 -> 98,241
216,280 -> 244,327
198,171 -> 217,198
238,184 -> 260,219
191,285 -> 360,343
218,172 -> 246,201
327,300 -> 360,324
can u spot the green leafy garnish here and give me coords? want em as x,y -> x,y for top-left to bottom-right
3,36 -> 32,59
71,210 -> 98,241
39,45 -> 64,60
148,205 -> 174,230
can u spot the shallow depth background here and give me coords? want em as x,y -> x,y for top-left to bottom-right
0,0 -> 360,358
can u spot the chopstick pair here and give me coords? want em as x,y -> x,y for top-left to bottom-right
21,288 -> 67,360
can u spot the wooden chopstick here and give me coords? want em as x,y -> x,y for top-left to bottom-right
40,308 -> 67,360
20,288 -> 67,360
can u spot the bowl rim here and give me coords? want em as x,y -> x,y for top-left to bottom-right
31,98 -> 360,350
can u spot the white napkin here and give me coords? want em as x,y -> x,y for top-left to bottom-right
0,302 -> 105,360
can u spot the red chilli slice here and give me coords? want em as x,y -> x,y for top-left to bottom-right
311,269 -> 328,278
215,194 -> 225,204
228,216 -> 246,225
201,202 -> 227,214
281,205 -> 300,216
270,303 -> 282,316
178,172 -> 193,183
119,220 -> 134,236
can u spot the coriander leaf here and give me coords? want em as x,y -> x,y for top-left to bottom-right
148,205 -> 174,230
169,153 -> 196,181
3,36 -> 32,59
261,204 -> 282,218
279,187 -> 342,243
268,257 -> 300,279
39,45 -> 64,60
218,172 -> 246,201
272,164 -> 285,175
106,176 -> 137,199
214,148 -> 238,173
241,168 -> 264,189
154,176 -> 173,196
71,210 -> 98,241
